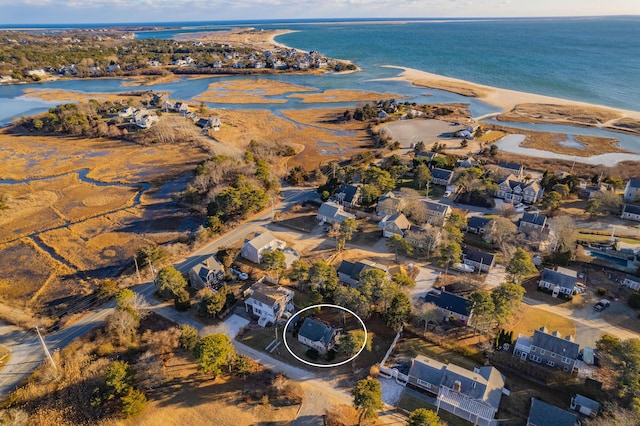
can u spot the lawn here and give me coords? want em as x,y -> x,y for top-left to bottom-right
505,305 -> 576,340
391,333 -> 481,371
397,391 -> 471,426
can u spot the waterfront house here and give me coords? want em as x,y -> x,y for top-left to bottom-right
623,275 -> 640,290
538,267 -> 579,297
297,317 -> 338,354
337,259 -> 388,286
623,178 -> 640,203
431,168 -> 454,186
498,161 -> 524,179
495,174 -> 543,204
527,398 -> 578,426
462,247 -> 495,272
514,326 -> 580,372
621,203 -> 640,222
244,281 -> 294,327
335,183 -> 362,208
423,289 -> 472,323
407,355 -> 506,426
317,201 -> 356,225
379,213 -> 412,238
188,256 -> 225,290
466,216 -> 493,235
241,232 -> 286,264
519,213 -> 547,234
422,200 -> 452,226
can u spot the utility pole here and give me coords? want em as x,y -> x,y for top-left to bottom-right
133,256 -> 141,284
148,259 -> 156,282
35,326 -> 57,371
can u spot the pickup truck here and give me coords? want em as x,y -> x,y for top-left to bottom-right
594,299 -> 611,312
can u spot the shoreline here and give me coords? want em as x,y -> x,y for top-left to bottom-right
382,65 -> 640,122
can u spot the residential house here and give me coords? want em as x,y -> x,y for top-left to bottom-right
455,156 -> 478,168
188,256 -> 225,290
337,259 -> 388,286
578,182 -> 607,199
431,168 -> 454,186
162,100 -> 175,111
422,200 -> 452,226
466,216 -> 493,235
244,281 -> 294,327
376,191 -> 404,217
462,247 -> 495,272
495,174 -> 543,204
570,394 -> 600,418
623,178 -> 640,202
240,231 -> 286,264
118,106 -> 134,118
514,326 -> 580,372
498,161 -> 524,179
621,203 -> 640,222
379,213 -> 411,238
335,184 -> 362,208
527,398 -> 578,426
538,267 -> 579,297
407,355 -> 506,426
297,317 -> 339,354
423,289 -> 472,323
317,201 -> 356,224
174,102 -> 189,114
132,109 -> 159,128
519,213 -> 547,234
623,275 -> 640,290
404,225 -> 441,254
415,151 -> 438,164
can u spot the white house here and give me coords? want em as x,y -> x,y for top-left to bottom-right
623,275 -> 640,290
241,232 -> 286,264
317,201 -> 355,225
622,204 -> 640,222
495,174 -> 543,204
538,267 -> 579,297
624,178 -> 640,203
244,281 -> 294,327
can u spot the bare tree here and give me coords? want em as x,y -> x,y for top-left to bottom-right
417,302 -> 441,331
548,215 -> 577,253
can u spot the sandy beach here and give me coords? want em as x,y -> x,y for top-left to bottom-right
384,65 -> 640,125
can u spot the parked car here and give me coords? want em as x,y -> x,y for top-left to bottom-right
453,263 -> 475,273
594,299 -> 611,311
443,191 -> 452,198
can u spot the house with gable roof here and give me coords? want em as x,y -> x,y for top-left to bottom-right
422,200 -> 452,226
297,317 -> 339,354
498,161 -> 524,180
376,191 -> 405,217
188,255 -> 225,290
514,326 -> 580,372
379,213 -> 412,238
622,203 -> 640,222
519,213 -> 547,234
538,267 -> 579,297
622,275 -> 640,290
317,201 -> 356,224
423,289 -> 472,323
527,398 -> 578,426
466,216 -> 493,235
407,354 -> 506,426
431,168 -> 454,186
495,174 -> 543,204
337,259 -> 388,286
241,231 -> 286,264
624,178 -> 640,203
570,394 -> 600,418
335,183 -> 362,208
462,247 -> 495,272
244,281 -> 294,327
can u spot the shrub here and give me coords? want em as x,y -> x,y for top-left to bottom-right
95,343 -> 116,357
629,291 -> 640,309
120,388 -> 147,418
174,288 -> 191,311
305,348 -> 319,360
597,287 -> 606,296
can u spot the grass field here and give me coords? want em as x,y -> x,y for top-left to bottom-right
391,334 -> 480,372
397,392 -> 471,426
505,305 -> 576,340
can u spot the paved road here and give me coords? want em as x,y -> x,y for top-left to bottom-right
0,187 -> 315,401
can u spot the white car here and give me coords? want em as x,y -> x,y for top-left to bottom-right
443,191 -> 452,198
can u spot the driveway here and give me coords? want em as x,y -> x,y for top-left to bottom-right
408,264 -> 440,302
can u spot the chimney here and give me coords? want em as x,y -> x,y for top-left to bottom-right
552,331 -> 560,337
566,335 -> 574,342
539,326 -> 548,334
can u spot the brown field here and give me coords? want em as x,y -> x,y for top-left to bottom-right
518,131 -> 631,157
0,241 -> 61,301
505,305 -> 576,339
608,117 -> 640,134
121,74 -> 183,87
21,88 -> 146,104
498,103 -> 622,127
199,78 -> 317,96
288,89 -> 406,103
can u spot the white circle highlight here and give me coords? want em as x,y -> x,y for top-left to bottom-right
282,303 -> 368,368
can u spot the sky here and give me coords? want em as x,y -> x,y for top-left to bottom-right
1,0 -> 639,26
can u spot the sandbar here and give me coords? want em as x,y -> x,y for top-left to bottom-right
288,89 -> 407,103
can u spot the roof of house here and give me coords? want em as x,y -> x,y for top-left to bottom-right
298,317 -> 336,347
540,268 -> 578,290
416,151 -> 438,159
317,201 -> 355,222
191,255 -> 224,282
498,161 -> 523,172
336,184 -> 360,204
246,231 -> 281,250
423,200 -> 450,214
623,203 -> 640,215
572,394 -> 601,413
527,398 -> 578,426
432,168 -> 453,180
463,246 -> 495,266
408,355 -> 446,384
337,259 -> 387,281
627,178 -> 640,189
467,216 -> 493,230
532,327 -> 579,359
385,213 -> 411,230
521,213 -> 547,226
248,282 -> 293,307
625,275 -> 640,283
424,290 -> 470,317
